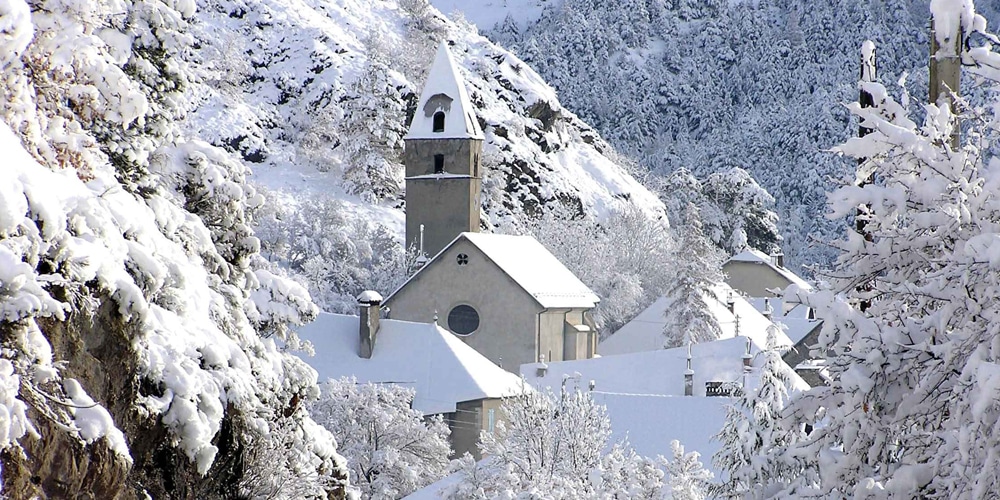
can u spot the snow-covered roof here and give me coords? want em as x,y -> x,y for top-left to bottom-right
746,298 -> 821,346
520,338 -> 808,472
462,233 -> 599,308
387,232 -> 599,309
526,336 -> 808,398
294,313 -> 525,414
405,41 -> 483,140
726,249 -> 812,291
599,282 -> 791,357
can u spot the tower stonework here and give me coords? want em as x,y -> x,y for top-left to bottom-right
404,42 -> 484,258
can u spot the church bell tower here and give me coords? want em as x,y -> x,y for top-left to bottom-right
403,41 -> 483,258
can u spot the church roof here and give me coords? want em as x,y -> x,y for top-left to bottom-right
405,41 -> 484,140
725,249 -> 812,291
386,232 -> 600,310
294,313 -> 526,415
463,233 -> 599,308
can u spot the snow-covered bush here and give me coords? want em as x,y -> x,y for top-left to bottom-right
252,187 -> 416,314
309,378 -> 452,499
662,440 -> 713,500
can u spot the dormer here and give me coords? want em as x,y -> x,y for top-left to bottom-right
404,41 -> 484,141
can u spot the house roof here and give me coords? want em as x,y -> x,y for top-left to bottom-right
404,41 -> 484,140
386,232 -> 600,310
294,313 -> 525,414
747,297 -> 821,345
725,249 -> 812,291
598,282 -> 792,357
520,337 -> 809,474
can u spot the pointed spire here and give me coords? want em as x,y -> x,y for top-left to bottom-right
405,41 -> 483,140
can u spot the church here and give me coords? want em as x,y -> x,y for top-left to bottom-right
383,42 -> 600,370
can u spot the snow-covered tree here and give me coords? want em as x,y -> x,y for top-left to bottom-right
713,329 -> 800,498
253,187 -> 416,314
309,378 -> 452,499
444,379 -> 661,498
526,205 -> 675,337
662,440 -> 713,500
765,8 -> 1000,496
662,203 -> 723,348
596,442 -> 665,499
701,167 -> 781,255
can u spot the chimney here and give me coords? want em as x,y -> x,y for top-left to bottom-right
742,337 -> 753,370
357,290 -> 383,359
770,250 -> 784,268
763,298 -> 773,321
536,354 -> 548,377
726,291 -> 735,314
684,343 -> 694,397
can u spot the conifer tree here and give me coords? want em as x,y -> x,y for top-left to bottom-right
713,328 -> 800,498
663,203 -> 723,348
663,440 -> 713,500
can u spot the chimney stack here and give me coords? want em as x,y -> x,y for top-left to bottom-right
684,343 -> 694,397
358,290 -> 383,359
726,291 -> 735,314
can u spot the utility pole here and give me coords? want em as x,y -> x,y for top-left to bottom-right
929,9 -> 964,149
857,41 -> 877,313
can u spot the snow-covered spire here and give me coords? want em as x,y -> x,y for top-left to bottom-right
405,41 -> 483,140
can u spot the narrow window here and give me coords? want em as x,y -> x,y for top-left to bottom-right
434,154 -> 444,174
433,111 -> 445,132
488,408 -> 496,434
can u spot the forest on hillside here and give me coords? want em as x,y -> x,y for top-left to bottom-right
489,0 -> 1000,273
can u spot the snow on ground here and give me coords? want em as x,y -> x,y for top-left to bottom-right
430,0 -> 555,30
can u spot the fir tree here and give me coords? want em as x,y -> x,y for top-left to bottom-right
662,203 -> 723,348
662,440 -> 713,500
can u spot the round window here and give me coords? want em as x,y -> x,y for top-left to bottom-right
447,305 -> 480,335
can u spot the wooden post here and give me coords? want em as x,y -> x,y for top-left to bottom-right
857,41 -> 877,312
930,12 -> 963,149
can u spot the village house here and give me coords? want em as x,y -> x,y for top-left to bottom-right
294,292 -> 526,459
723,248 -> 812,305
724,249 -> 828,386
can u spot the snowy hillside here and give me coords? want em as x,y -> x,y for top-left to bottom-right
0,0 -> 350,495
180,0 -> 670,320
186,0 -> 665,227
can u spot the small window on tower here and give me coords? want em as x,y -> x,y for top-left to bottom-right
434,155 -> 444,174
433,111 -> 446,133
